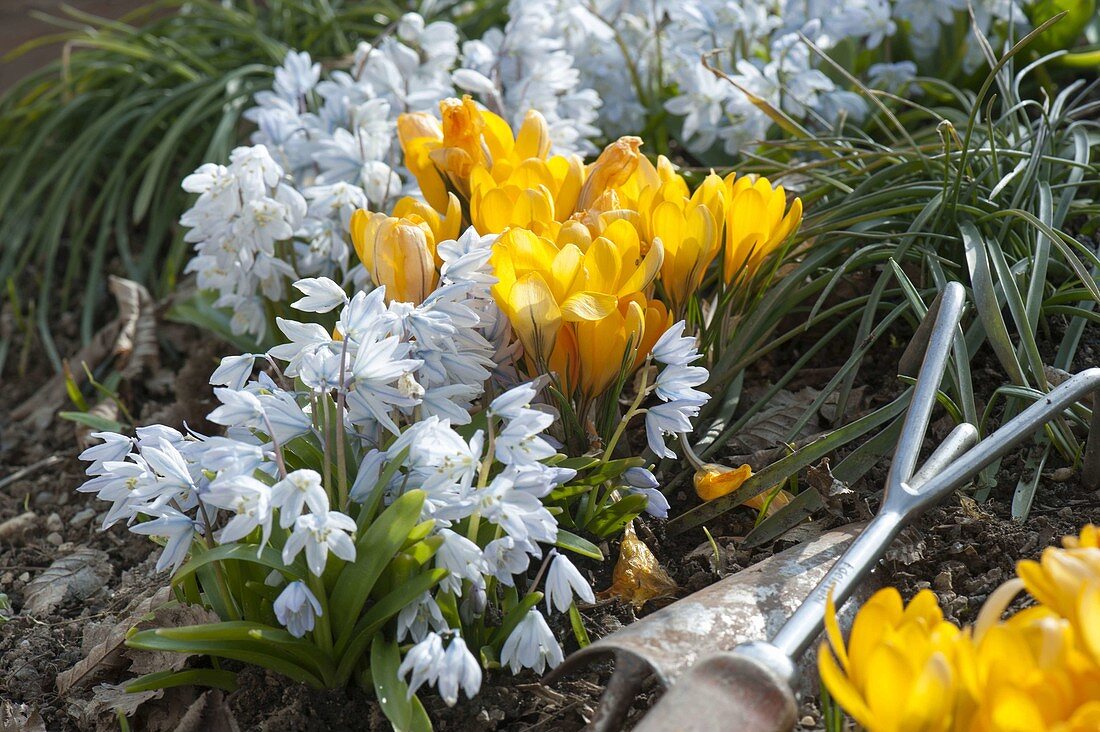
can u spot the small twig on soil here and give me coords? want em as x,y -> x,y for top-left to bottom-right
0,455 -> 64,491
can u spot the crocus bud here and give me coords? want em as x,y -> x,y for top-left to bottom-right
623,466 -> 659,491
578,136 -> 642,210
351,210 -> 441,304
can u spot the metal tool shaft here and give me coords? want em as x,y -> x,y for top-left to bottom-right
764,283 -> 968,666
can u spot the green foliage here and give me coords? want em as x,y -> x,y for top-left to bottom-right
127,489 -> 444,727
0,0 -> 504,371
677,15 -> 1100,526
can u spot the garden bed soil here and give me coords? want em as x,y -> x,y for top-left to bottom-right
2,307 -> 1099,730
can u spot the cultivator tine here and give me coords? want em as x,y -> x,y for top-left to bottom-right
550,280 -> 1100,730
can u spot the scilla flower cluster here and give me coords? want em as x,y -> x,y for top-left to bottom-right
513,0 -> 1026,156
182,11 -> 599,340
79,224 -> 699,720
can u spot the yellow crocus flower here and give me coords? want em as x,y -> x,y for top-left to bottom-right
349,193 -> 461,304
398,96 -> 572,226
490,225 -> 666,401
818,587 -> 962,732
1016,524 -> 1100,667
396,112 -> 449,213
722,173 -> 803,284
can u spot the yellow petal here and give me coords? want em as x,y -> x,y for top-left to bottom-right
1077,586 -> 1100,665
514,109 -> 552,160
693,463 -> 752,501
824,588 -> 850,672
818,642 -> 876,731
550,243 -> 585,301
509,271 -> 561,362
560,291 -> 618,321
478,187 -> 517,233
582,236 -> 622,294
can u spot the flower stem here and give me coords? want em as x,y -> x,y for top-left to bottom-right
603,357 -> 653,462
335,337 -> 350,510
308,572 -> 334,657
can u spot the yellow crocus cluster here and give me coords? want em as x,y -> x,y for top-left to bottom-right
352,95 -> 802,411
489,221 -> 668,403
820,525 -> 1100,731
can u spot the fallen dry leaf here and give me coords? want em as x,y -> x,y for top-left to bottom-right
599,523 -> 677,608
108,275 -> 159,379
173,690 -> 240,732
0,701 -> 45,732
23,548 -> 112,616
57,586 -> 217,694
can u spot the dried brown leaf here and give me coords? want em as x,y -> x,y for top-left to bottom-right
884,526 -> 926,566
0,702 -> 45,732
23,549 -> 111,616
108,275 -> 159,379
173,690 -> 240,732
89,684 -> 162,719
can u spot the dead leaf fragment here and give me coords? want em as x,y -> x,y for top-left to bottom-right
0,701 -> 45,732
599,523 -> 677,608
174,690 -> 240,732
22,548 -> 111,616
108,275 -> 159,379
57,586 -> 217,694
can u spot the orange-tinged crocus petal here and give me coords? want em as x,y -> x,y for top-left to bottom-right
578,136 -> 643,210
693,463 -> 752,501
440,96 -> 487,165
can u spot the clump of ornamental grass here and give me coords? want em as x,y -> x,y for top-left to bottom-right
819,524 -> 1100,731
670,14 -> 1100,537
77,200 -> 710,725
0,1 -> 510,372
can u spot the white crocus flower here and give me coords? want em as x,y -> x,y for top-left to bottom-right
500,609 -> 563,675
208,354 -> 257,390
398,633 -> 445,697
273,581 -> 322,638
208,388 -> 265,429
651,321 -> 698,366
396,592 -> 447,643
291,277 -> 348,313
78,432 -> 134,475
655,364 -> 709,403
270,469 -> 329,528
645,399 -> 704,459
204,475 -> 274,548
544,551 -> 595,614
283,510 -> 357,576
437,635 -> 482,706
130,507 -> 197,574
435,529 -> 487,596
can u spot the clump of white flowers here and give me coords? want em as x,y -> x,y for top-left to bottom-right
79,231 -> 701,720
182,11 -> 599,341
